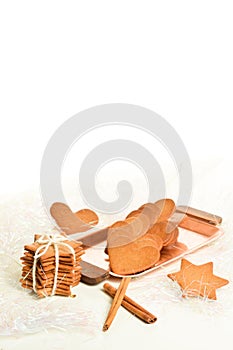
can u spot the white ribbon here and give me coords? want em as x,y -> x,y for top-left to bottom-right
32,234 -> 76,296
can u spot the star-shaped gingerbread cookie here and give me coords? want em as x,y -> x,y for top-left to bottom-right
168,258 -> 229,300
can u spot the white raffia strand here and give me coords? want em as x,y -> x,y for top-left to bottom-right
32,234 -> 76,296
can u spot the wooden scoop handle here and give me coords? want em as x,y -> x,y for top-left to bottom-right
176,206 -> 222,225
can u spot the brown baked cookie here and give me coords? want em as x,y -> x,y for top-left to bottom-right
107,221 -> 134,248
22,269 -> 81,282
24,241 -> 84,261
75,208 -> 99,226
50,202 -> 92,234
36,286 -> 72,298
108,236 -> 161,275
143,232 -> 163,250
126,209 -> 142,219
126,206 -> 155,228
139,203 -> 160,226
163,227 -> 179,247
147,222 -> 168,242
167,258 -> 229,300
154,198 -> 176,223
125,214 -> 151,239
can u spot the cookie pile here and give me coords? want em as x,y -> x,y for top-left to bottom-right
107,199 -> 179,275
20,234 -> 84,298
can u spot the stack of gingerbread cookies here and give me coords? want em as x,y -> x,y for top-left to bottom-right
107,199 -> 179,275
20,234 -> 84,297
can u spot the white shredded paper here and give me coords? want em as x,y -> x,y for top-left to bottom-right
0,193 -> 97,336
127,220 -> 233,320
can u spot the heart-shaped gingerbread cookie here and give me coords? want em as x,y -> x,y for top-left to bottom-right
154,198 -> 176,223
108,234 -> 161,275
50,202 -> 98,234
107,219 -> 162,275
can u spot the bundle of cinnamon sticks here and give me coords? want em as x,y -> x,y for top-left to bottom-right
103,278 -> 157,331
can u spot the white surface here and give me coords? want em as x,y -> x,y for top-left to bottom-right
1,158 -> 233,350
0,0 -> 233,195
1,1 -> 233,349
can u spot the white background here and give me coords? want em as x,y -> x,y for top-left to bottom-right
1,1 -> 233,350
0,0 -> 233,196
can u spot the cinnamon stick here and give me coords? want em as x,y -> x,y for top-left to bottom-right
103,277 -> 131,331
103,283 -> 157,324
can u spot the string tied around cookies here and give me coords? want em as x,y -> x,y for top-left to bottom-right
32,233 -> 76,296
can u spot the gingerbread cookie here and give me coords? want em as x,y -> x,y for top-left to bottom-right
20,234 -> 84,297
50,202 -> 98,234
168,258 -> 229,300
